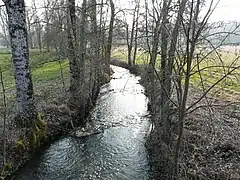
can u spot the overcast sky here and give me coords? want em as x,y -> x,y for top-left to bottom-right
208,0 -> 240,22
0,0 -> 240,22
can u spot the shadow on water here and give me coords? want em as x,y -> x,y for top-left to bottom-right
16,66 -> 151,180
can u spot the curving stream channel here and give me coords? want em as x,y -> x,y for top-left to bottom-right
16,66 -> 151,180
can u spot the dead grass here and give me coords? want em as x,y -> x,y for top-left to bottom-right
177,88 -> 240,179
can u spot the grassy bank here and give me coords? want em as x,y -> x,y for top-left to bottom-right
0,50 -> 71,178
0,50 -> 107,179
112,47 -> 240,101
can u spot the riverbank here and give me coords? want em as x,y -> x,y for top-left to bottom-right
1,84 -> 109,179
12,65 -> 151,179
0,52 -> 110,179
111,59 -> 240,179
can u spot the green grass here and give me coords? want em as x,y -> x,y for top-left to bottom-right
33,60 -> 69,82
112,47 -> 240,100
112,47 -> 152,65
0,50 -> 69,107
189,51 -> 240,99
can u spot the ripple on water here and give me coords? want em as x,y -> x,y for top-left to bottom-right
17,66 -> 151,180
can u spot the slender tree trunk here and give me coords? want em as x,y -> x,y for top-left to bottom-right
44,0 -> 50,52
173,0 -> 201,176
127,5 -> 137,66
160,0 -> 171,144
133,0 -> 140,65
26,11 -> 33,49
89,0 -> 100,99
0,9 -> 10,48
148,19 -> 160,114
46,22 -> 50,52
105,0 -> 115,75
67,0 -> 82,120
4,0 -> 36,126
37,19 -> 42,53
32,0 -> 42,53
98,0 -> 105,80
79,0 -> 87,117
0,67 -> 7,167
162,0 -> 187,144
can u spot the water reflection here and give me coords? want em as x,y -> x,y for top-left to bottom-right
17,66 -> 151,180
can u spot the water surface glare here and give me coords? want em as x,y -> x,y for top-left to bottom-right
17,66 -> 151,180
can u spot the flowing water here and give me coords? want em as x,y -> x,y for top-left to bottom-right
16,66 -> 151,180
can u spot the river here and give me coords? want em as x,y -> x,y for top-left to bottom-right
16,66 -> 151,180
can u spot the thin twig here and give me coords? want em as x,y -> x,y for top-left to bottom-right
0,67 -> 7,167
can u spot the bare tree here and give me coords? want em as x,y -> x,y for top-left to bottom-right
105,0 -> 115,74
0,7 -> 10,48
89,0 -> 100,99
32,0 -> 43,52
67,0 -> 82,120
0,67 -> 7,167
132,0 -> 140,65
26,8 -> 34,49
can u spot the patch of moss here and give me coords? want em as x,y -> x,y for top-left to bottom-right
32,113 -> 48,149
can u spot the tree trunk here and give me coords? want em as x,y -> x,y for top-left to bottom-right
67,0 -> 82,120
147,18 -> 160,114
127,5 -> 137,67
46,22 -> 50,52
4,0 -> 36,126
44,0 -> 50,52
162,0 -> 187,144
37,19 -> 42,53
133,0 -> 140,65
105,0 -> 115,75
26,11 -> 33,49
79,0 -> 87,118
89,0 -> 100,99
160,0 -> 171,144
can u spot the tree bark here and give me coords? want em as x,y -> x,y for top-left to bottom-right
89,0 -> 100,99
79,0 -> 87,117
147,17 -> 160,114
133,0 -> 140,65
26,10 -> 33,49
160,0 -> 171,144
67,0 -> 82,120
105,0 -> 115,75
4,0 -> 36,126
127,4 -> 137,66
162,0 -> 187,144
37,20 -> 42,53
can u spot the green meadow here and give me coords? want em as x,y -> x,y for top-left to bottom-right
0,50 -> 69,108
112,46 -> 240,100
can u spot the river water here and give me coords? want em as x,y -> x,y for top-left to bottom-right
16,66 -> 151,180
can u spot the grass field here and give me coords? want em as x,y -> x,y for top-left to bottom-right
112,46 -> 240,100
0,50 -> 69,111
